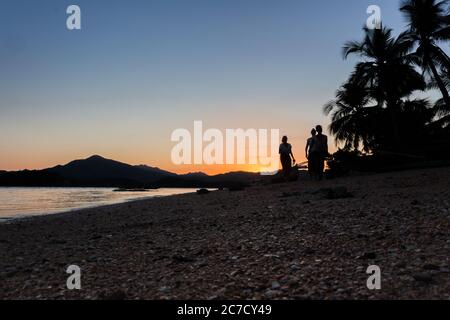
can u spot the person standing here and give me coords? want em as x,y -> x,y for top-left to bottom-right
305,128 -> 317,179
309,125 -> 328,180
279,136 -> 296,180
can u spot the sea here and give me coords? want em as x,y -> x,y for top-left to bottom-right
0,187 -> 200,221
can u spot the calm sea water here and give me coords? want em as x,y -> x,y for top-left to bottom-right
0,187 -> 199,220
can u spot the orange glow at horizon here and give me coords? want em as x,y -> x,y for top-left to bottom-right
0,158 -> 278,176
0,142 -> 336,175
0,121 -> 336,174
167,164 -> 272,175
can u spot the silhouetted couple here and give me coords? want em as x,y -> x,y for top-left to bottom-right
279,125 -> 328,181
305,125 -> 328,180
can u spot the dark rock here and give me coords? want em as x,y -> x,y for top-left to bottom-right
303,248 -> 316,255
196,189 -> 210,195
315,187 -> 354,200
228,185 -> 246,192
100,290 -> 127,300
281,192 -> 302,198
357,252 -> 377,260
423,264 -> 440,271
270,165 -> 299,184
412,273 -> 433,283
172,255 -> 196,263
47,239 -> 67,245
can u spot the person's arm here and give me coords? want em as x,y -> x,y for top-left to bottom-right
305,141 -> 309,159
290,147 -> 296,164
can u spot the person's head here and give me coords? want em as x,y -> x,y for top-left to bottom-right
311,128 -> 317,137
282,136 -> 288,144
315,125 -> 323,134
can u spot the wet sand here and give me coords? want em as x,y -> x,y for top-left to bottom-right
0,167 -> 449,299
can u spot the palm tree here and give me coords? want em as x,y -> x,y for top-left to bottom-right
325,81 -> 434,153
433,67 -> 450,127
342,27 -> 426,146
400,0 -> 450,108
323,82 -> 376,151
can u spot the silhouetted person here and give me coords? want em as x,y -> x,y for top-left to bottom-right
309,125 -> 328,180
279,136 -> 296,180
305,128 -> 317,179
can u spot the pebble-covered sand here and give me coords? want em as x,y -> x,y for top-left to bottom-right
0,167 -> 449,300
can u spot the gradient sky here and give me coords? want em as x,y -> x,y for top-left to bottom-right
0,0 -> 426,174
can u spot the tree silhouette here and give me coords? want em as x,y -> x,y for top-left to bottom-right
341,27 -> 426,149
324,81 -> 376,151
400,0 -> 450,109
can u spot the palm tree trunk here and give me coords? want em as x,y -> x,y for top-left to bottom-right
387,101 -> 401,150
427,57 -> 450,109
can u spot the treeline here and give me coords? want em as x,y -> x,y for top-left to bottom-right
325,0 -> 450,169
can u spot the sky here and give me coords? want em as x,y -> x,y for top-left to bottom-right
0,0 -> 424,174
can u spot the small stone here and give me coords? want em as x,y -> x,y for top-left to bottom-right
263,254 -> 280,259
264,289 -> 279,299
101,290 -> 127,300
290,264 -> 300,271
159,286 -> 170,294
271,281 -> 281,290
439,267 -> 449,273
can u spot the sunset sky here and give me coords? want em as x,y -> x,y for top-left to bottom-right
0,0 -> 416,174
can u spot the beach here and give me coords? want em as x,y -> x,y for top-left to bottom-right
0,167 -> 449,300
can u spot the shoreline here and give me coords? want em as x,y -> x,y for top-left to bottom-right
0,195 -> 160,224
1,167 -> 449,299
0,188 -> 202,224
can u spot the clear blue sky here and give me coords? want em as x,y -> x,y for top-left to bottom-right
0,0 -> 418,172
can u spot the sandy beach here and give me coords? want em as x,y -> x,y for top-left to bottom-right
0,167 -> 449,300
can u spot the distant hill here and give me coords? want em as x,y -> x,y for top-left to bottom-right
0,169 -> 66,186
134,164 -> 177,177
48,155 -> 173,185
0,155 -> 260,188
179,172 -> 209,179
155,171 -> 259,188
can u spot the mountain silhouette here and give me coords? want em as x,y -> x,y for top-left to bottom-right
134,164 -> 177,176
0,155 -> 259,188
48,155 -> 173,184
